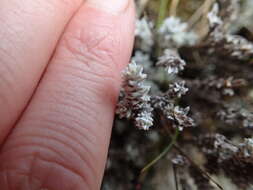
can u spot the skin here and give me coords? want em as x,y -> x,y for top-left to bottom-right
0,0 -> 135,189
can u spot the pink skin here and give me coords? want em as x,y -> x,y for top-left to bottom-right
0,0 -> 135,189
0,0 -> 84,143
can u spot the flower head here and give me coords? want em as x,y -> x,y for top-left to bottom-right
158,17 -> 198,48
116,61 -> 154,130
156,49 -> 186,74
164,104 -> 195,131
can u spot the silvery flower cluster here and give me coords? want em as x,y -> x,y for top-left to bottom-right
163,104 -> 195,131
165,81 -> 188,99
132,51 -> 152,72
200,134 -> 239,162
135,16 -> 198,52
217,104 -> 253,129
206,2 -> 253,61
150,82 -> 194,131
116,61 -> 153,130
222,35 -> 253,60
156,49 -> 186,75
200,134 -> 253,163
117,13 -> 199,131
190,76 -> 247,97
135,18 -> 154,52
158,17 -> 198,48
116,60 -> 194,130
213,134 -> 239,162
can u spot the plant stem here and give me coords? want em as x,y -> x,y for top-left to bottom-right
157,0 -> 170,29
187,0 -> 214,33
169,0 -> 180,17
141,128 -> 180,173
173,144 -> 224,190
173,164 -> 179,190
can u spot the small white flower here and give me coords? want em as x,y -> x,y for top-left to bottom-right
158,17 -> 198,48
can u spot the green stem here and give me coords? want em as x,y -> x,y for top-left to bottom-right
157,0 -> 170,29
141,128 -> 180,174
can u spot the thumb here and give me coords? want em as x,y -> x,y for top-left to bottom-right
0,0 -> 135,190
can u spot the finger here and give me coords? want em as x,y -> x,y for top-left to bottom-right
0,0 -> 135,190
0,0 -> 83,143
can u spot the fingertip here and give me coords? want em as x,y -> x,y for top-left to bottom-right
86,0 -> 132,15
0,1 -> 136,190
82,0 -> 136,70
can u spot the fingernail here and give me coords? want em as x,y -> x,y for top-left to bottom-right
86,0 -> 130,14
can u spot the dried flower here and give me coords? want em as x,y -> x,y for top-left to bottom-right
156,49 -> 186,74
206,3 -> 253,61
117,55 -> 194,131
164,104 -> 195,131
166,81 -> 189,98
190,77 -> 247,97
223,35 -> 253,60
217,104 -> 253,128
199,134 -> 253,189
148,80 -> 194,131
135,104 -> 154,130
116,61 -> 153,130
199,134 -> 238,162
214,134 -> 239,162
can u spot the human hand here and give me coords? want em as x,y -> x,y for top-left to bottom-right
0,0 -> 135,189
